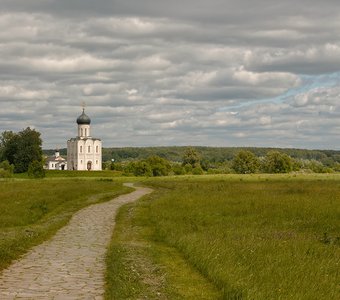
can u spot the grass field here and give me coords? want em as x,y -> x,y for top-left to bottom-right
106,175 -> 340,299
12,169 -> 124,178
0,178 -> 132,270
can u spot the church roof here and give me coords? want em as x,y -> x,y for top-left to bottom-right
77,109 -> 91,125
46,155 -> 66,162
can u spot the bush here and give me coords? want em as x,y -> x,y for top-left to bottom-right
123,161 -> 152,176
304,160 -> 333,173
263,151 -> 293,173
172,163 -> 186,175
0,160 -> 14,178
133,161 -> 153,177
0,169 -> 12,178
28,161 -> 46,178
192,165 -> 204,175
184,163 -> 193,174
146,156 -> 172,176
232,150 -> 260,174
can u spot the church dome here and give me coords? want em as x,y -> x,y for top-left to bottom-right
77,109 -> 91,125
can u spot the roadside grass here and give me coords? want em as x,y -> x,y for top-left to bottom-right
105,199 -> 222,299
107,175 -> 340,299
0,178 -> 132,271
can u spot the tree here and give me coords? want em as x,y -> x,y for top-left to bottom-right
1,127 -> 43,173
0,131 -> 16,162
232,150 -> 260,174
263,151 -> 293,173
182,147 -> 201,168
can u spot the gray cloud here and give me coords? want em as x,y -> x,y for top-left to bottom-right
1,2 -> 340,149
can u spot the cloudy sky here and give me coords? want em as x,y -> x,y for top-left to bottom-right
1,0 -> 340,149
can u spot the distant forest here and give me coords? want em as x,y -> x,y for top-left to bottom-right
44,146 -> 340,165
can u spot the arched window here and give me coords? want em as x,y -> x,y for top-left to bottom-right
96,160 -> 98,164
80,146 -> 82,153
81,160 -> 82,164
88,145 -> 91,153
96,145 -> 99,153
81,128 -> 83,136
85,128 -> 87,137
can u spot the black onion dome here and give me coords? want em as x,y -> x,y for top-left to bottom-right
76,109 -> 91,125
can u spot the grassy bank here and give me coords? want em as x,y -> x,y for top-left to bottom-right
0,178 -> 132,270
106,175 -> 340,299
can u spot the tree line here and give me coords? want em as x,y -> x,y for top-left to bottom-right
47,145 -> 340,169
2,127 -> 339,178
105,148 -> 338,176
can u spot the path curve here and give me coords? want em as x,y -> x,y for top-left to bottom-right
0,183 -> 152,300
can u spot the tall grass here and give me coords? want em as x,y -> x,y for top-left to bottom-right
123,177 -> 340,299
0,179 -> 132,270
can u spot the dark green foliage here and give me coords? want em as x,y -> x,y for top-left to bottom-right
0,131 -> 16,162
172,163 -> 186,175
232,150 -> 260,174
28,161 -> 46,178
146,155 -> 171,176
125,161 -> 152,177
263,151 -> 293,173
1,128 -> 43,173
124,156 -> 171,177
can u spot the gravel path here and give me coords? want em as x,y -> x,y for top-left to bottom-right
0,183 -> 152,300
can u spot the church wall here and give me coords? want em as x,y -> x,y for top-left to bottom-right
67,139 -> 102,171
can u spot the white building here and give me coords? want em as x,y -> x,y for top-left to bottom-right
45,150 -> 67,170
67,109 -> 102,170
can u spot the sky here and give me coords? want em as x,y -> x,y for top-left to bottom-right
1,0 -> 340,150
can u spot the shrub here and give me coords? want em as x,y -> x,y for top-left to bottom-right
184,163 -> 193,174
192,165 -> 204,175
133,161 -> 153,177
0,160 -> 14,172
172,163 -> 186,175
0,169 -> 12,178
263,151 -> 293,173
232,150 -> 260,174
28,161 -> 46,178
146,156 -> 171,176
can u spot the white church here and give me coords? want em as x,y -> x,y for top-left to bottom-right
67,109 -> 102,171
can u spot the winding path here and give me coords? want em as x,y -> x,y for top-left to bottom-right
0,183 -> 152,300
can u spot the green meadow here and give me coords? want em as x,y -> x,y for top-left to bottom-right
1,173 -> 340,299
106,175 -> 340,299
0,178 -> 132,270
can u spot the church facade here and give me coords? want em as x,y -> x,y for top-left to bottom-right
67,109 -> 102,171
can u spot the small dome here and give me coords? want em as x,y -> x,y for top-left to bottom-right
77,109 -> 91,125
